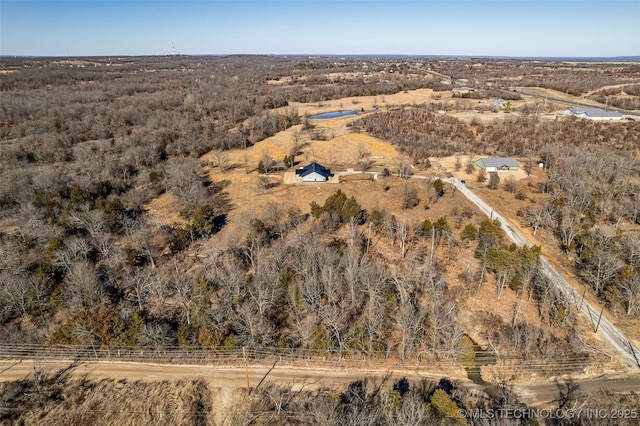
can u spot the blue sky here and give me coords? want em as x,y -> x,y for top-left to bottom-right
1,1 -> 638,57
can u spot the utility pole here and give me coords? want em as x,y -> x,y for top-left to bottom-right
629,341 -> 640,369
243,346 -> 250,394
578,287 -> 586,312
595,307 -> 604,333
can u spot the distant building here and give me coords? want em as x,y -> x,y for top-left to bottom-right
451,87 -> 475,97
475,158 -> 519,172
296,162 -> 331,182
564,108 -> 622,121
490,98 -> 509,112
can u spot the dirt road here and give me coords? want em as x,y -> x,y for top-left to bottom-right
448,177 -> 640,369
0,358 -> 451,390
2,359 -> 640,409
513,373 -> 640,407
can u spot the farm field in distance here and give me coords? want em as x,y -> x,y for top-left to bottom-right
1,55 -> 640,424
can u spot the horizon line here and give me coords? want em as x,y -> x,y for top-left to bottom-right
2,53 -> 639,61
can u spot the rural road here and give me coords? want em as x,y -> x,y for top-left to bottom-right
512,373 -> 640,407
514,89 -> 640,118
2,359 -> 640,409
0,359 -> 428,388
448,177 -> 640,369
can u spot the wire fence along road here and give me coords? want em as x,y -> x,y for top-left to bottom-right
449,178 -> 640,369
0,344 -> 249,364
0,345 -> 382,365
0,344 -> 609,378
0,344 -> 463,372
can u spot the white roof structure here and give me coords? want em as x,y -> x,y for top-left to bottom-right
565,108 -> 622,120
476,158 -> 519,171
452,86 -> 475,93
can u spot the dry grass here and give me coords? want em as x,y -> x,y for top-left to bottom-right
0,364 -> 214,426
153,84 -> 596,232
145,191 -> 189,227
289,88 -> 437,117
196,115 -> 405,239
304,133 -> 400,167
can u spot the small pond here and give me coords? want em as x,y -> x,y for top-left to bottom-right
309,110 -> 357,119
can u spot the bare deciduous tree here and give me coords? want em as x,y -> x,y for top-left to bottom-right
0,272 -> 29,321
164,158 -> 207,212
618,269 -> 640,316
488,172 -> 500,190
64,261 -> 104,310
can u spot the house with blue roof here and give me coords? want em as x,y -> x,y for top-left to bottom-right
295,162 -> 332,182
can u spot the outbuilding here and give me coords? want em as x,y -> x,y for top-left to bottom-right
451,87 -> 475,97
564,108 -> 622,121
475,158 -> 519,172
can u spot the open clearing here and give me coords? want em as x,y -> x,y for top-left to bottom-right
190,86 -> 543,241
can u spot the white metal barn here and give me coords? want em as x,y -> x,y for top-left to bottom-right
564,108 -> 622,121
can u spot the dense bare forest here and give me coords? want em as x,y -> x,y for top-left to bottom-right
1,55 -> 640,423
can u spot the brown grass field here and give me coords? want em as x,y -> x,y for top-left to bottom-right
0,372 -> 214,426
